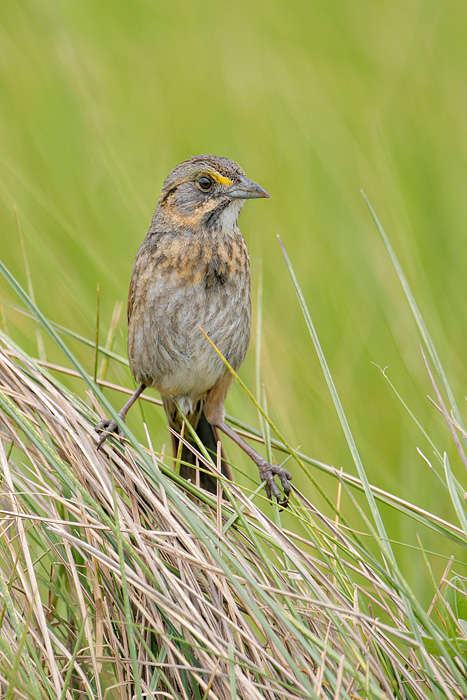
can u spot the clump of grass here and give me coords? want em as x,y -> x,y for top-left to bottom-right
0,201 -> 467,699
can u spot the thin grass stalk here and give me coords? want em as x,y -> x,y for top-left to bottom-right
361,190 -> 467,443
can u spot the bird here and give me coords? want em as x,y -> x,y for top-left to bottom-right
96,155 -> 292,505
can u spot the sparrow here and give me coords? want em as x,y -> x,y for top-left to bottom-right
96,155 -> 292,505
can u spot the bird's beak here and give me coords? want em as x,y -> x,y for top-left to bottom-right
227,175 -> 270,199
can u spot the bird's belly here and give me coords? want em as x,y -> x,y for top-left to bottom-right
128,278 -> 250,404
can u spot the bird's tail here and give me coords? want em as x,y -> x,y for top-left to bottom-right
168,403 -> 233,493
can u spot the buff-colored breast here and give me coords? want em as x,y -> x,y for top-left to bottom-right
127,226 -> 251,406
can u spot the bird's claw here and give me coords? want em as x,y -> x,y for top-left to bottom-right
95,418 -> 125,450
258,460 -> 292,507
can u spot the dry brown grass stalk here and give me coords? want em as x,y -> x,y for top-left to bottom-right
0,335 -> 463,699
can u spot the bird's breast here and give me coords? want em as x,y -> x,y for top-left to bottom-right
150,230 -> 249,288
127,227 -> 251,398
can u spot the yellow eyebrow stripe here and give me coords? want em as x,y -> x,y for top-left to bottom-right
211,172 -> 232,186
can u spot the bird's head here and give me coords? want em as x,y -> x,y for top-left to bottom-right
156,155 -> 270,232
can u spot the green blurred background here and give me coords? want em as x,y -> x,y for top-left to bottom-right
1,0 -> 467,596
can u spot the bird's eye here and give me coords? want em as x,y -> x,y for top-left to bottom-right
197,176 -> 213,191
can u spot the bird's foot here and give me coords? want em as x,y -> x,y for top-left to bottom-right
257,459 -> 292,507
95,417 -> 125,450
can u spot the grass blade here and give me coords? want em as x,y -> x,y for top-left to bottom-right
278,235 -> 391,551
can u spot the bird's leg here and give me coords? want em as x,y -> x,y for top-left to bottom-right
215,421 -> 292,507
204,372 -> 292,506
95,383 -> 146,449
